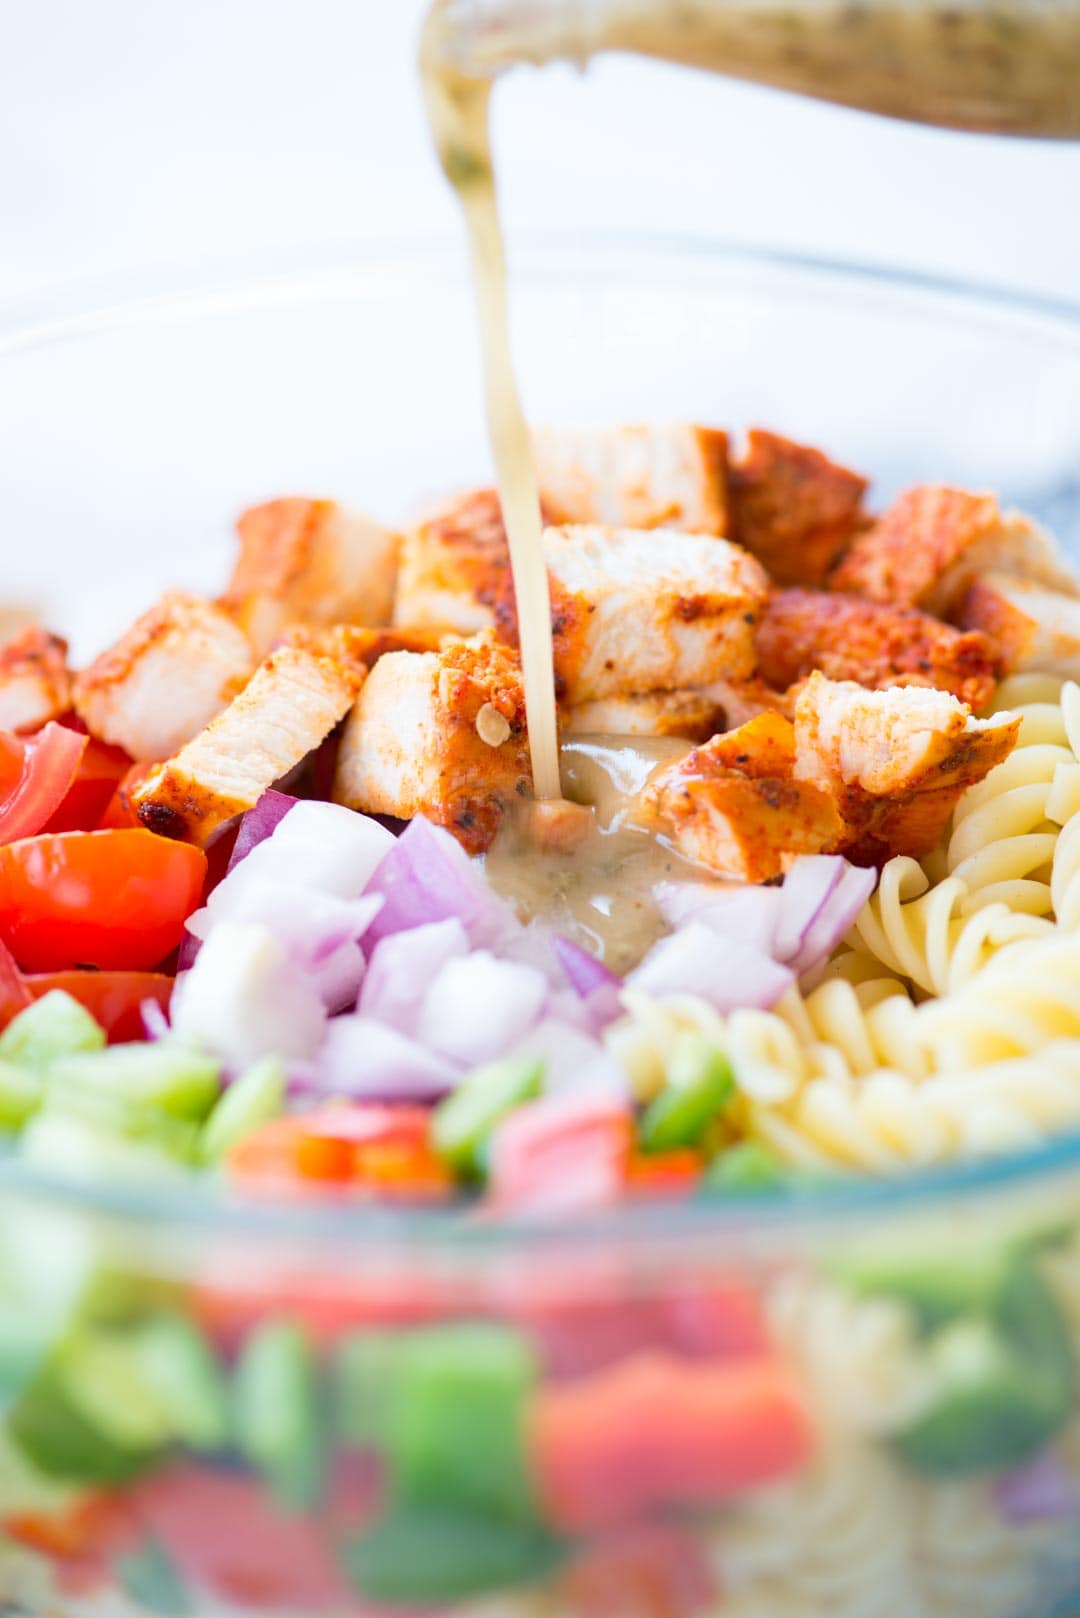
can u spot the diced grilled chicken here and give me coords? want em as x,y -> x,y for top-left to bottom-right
793,671 -> 1020,865
333,634 -> 532,854
637,711 -> 843,882
959,573 -> 1080,680
392,488 -> 518,638
533,424 -> 730,536
73,593 -> 254,762
133,646 -> 363,845
829,487 -> 1077,616
728,429 -> 869,587
756,589 -> 1000,711
0,628 -> 72,735
224,498 -> 400,655
278,622 -> 446,669
545,525 -> 769,705
563,676 -> 780,743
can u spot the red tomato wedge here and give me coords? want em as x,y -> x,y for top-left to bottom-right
530,1353 -> 813,1531
98,763 -> 154,830
0,936 -> 32,1032
0,829 -> 207,971
44,736 -> 133,833
226,1104 -> 453,1202
24,969 -> 172,1043
0,723 -> 87,845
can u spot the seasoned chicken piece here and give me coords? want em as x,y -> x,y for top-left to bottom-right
829,487 -> 1078,616
563,676 -> 781,742
333,634 -> 532,854
959,573 -> 1080,681
392,488 -> 518,638
279,622 -> 446,668
545,524 -> 769,705
73,593 -> 254,762
133,646 -> 363,845
533,424 -> 730,536
224,498 -> 400,655
757,589 -> 1000,710
0,628 -> 72,734
729,429 -> 869,587
637,711 -> 843,882
793,671 -> 1020,865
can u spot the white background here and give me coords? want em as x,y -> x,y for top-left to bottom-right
2,1 -> 1080,306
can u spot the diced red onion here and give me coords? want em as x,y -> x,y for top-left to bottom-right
214,801 -> 396,913
552,935 -> 619,998
177,929 -> 202,974
170,923 -> 327,1069
418,951 -> 548,1066
627,923 -> 793,1013
359,918 -> 470,1029
997,1451 -> 1080,1524
789,863 -> 876,978
140,996 -> 171,1041
226,790 -> 298,874
317,1015 -> 462,1100
504,1016 -> 604,1094
364,817 -> 517,949
663,884 -> 784,959
773,857 -> 844,961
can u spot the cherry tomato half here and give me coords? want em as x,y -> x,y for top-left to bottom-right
0,829 -> 207,971
44,736 -> 133,833
0,723 -> 87,845
23,969 -> 172,1043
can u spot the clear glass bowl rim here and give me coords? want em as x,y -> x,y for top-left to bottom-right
4,230 -> 1080,1249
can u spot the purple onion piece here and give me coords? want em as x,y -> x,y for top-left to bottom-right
364,817 -> 515,948
227,789 -> 299,874
551,934 -> 619,999
791,863 -> 877,978
997,1451 -> 1080,1524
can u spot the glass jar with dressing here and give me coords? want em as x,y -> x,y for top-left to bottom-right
426,0 -> 1080,136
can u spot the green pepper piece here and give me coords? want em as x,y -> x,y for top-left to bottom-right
895,1310 -> 1072,1476
342,1509 -> 562,1606
48,1044 -> 221,1125
386,1324 -> 539,1524
335,1330 -> 401,1448
704,1141 -> 788,1192
832,1237 -> 1016,1333
232,1320 -> 324,1511
8,1362 -> 159,1484
0,991 -> 105,1069
0,1058 -> 43,1131
638,1034 -> 733,1153
199,1056 -> 286,1164
433,1057 -> 544,1178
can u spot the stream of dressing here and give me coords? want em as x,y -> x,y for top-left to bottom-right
419,0 -> 1080,960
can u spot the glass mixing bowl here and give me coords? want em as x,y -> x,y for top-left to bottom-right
2,239 -> 1080,1618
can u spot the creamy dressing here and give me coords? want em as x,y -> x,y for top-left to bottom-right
484,735 -> 709,970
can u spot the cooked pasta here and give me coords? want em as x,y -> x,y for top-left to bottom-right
849,857 -> 1053,997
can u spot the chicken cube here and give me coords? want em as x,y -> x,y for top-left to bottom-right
563,677 -> 780,743
829,486 -> 1078,616
728,429 -> 869,587
224,497 -> 400,655
959,572 -> 1080,680
392,488 -> 516,638
133,646 -> 363,845
637,712 -> 843,882
793,671 -> 1020,865
756,588 -> 1000,710
546,524 -> 769,705
533,424 -> 730,536
0,628 -> 72,734
279,622 -> 446,669
73,593 -> 255,762
333,634 -> 532,854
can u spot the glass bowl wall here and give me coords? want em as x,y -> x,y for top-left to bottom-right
2,240 -> 1080,1618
